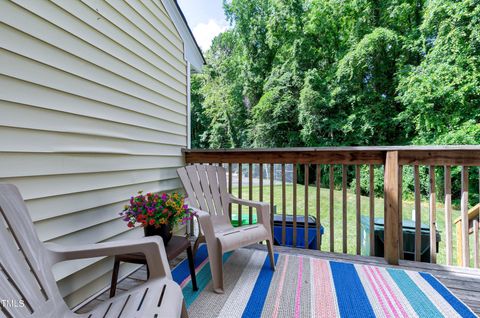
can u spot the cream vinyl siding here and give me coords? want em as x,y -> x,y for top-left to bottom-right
0,0 -> 189,308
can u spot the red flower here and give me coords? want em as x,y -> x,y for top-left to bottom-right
149,219 -> 155,226
127,222 -> 134,228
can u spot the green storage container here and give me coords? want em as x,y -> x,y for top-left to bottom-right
361,216 -> 441,262
231,213 -> 258,227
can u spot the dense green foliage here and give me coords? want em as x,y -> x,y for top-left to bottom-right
192,0 -> 479,148
190,0 -> 480,202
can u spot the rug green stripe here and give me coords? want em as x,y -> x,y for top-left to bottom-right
183,251 -> 233,308
187,249 -> 253,318
406,271 -> 461,318
387,268 -> 444,317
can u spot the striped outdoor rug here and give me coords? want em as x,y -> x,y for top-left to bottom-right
172,245 -> 477,318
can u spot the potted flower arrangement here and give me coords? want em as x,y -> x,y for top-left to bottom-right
120,191 -> 195,245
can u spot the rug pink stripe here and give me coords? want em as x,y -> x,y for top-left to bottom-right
272,255 -> 289,318
312,259 -> 337,318
372,266 -> 409,318
362,265 -> 394,317
368,266 -> 407,318
294,257 -> 303,318
180,257 -> 209,288
366,266 -> 399,317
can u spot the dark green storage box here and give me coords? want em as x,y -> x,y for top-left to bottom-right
361,216 -> 441,262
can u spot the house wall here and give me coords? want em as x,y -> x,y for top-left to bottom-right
0,0 -> 187,308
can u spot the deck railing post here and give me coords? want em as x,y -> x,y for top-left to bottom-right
384,151 -> 400,265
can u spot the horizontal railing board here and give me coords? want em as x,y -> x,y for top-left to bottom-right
186,146 -> 480,152
0,76 -> 186,135
185,147 -> 480,166
0,126 -> 183,156
0,102 -> 187,146
0,50 -> 187,124
398,150 -> 480,166
26,179 -> 182,222
0,153 -> 183,178
2,167 -> 179,201
185,149 -> 386,164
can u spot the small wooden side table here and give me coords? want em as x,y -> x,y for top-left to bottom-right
109,236 -> 198,298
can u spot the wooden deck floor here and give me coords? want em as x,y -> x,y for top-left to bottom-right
77,243 -> 480,316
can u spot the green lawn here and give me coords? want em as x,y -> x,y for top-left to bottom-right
231,184 -> 470,266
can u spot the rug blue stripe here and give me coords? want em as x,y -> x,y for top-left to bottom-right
241,253 -> 279,318
387,268 -> 443,317
419,272 -> 476,318
330,261 -> 376,318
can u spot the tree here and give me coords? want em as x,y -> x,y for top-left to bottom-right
396,0 -> 480,143
249,66 -> 301,147
190,74 -> 209,149
199,31 -> 248,148
192,0 -> 479,153
333,27 -> 406,145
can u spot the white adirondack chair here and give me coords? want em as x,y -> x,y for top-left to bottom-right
0,184 -> 187,318
177,165 -> 275,294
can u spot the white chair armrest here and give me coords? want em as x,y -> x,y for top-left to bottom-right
189,207 -> 215,237
45,236 -> 172,279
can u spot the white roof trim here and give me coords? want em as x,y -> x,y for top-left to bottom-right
161,0 -> 205,73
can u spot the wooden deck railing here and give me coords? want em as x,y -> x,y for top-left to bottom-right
183,146 -> 480,268
455,204 -> 480,267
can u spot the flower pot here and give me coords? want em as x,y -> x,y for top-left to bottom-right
143,224 -> 172,245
